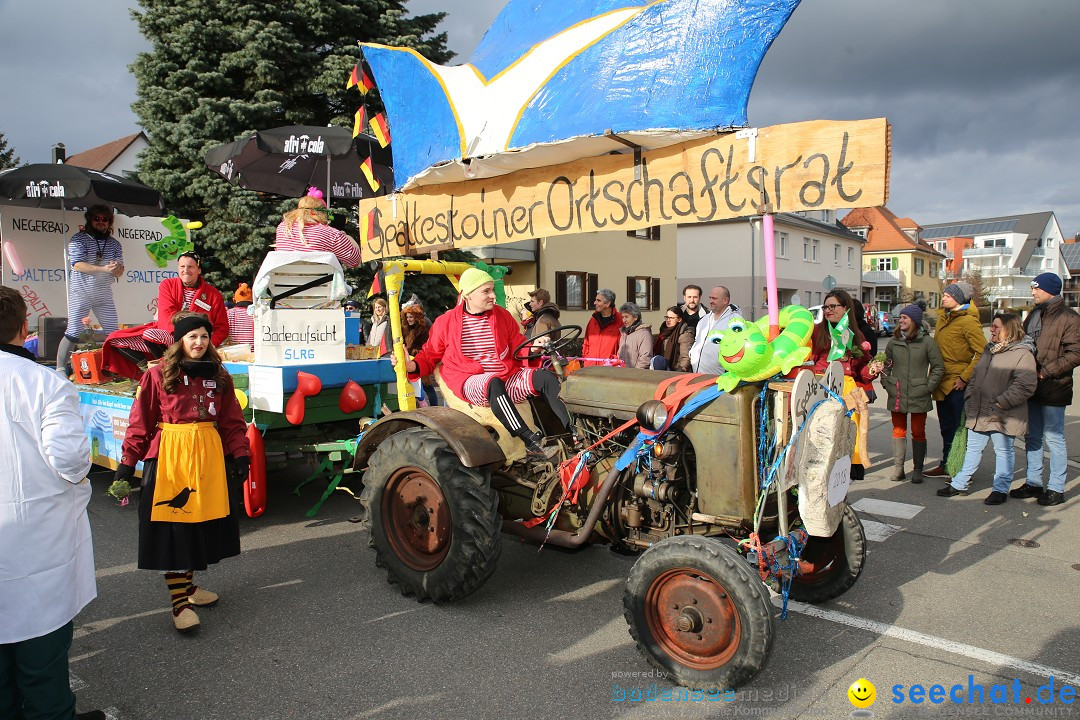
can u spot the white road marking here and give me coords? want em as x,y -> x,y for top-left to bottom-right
104,707 -> 122,720
259,579 -> 303,590
549,578 -> 622,601
861,519 -> 903,542
69,671 -> 86,691
75,608 -> 169,639
779,598 -> 1080,687
851,497 -> 924,519
69,649 -> 106,663
347,693 -> 446,719
365,608 -> 422,624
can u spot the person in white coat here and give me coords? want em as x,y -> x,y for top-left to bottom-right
688,285 -> 740,374
0,286 -> 102,720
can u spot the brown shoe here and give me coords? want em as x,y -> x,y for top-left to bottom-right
924,466 -> 950,478
173,607 -> 200,633
189,586 -> 219,607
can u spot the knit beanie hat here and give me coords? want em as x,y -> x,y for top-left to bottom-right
943,281 -> 974,305
900,303 -> 923,327
172,314 -> 213,343
459,267 -> 495,297
1031,272 -> 1062,296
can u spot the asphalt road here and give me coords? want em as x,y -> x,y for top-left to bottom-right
70,401 -> 1079,720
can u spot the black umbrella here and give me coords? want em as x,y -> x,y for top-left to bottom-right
203,125 -> 394,199
0,163 -> 165,216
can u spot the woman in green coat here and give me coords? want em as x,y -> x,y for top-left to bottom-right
873,304 -> 944,483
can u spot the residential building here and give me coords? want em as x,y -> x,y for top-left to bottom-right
922,211 -> 1068,310
64,132 -> 149,176
676,210 -> 865,320
537,225 -> 675,328
1053,237 -> 1080,308
842,206 -> 945,312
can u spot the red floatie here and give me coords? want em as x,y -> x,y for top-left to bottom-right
244,422 -> 267,518
284,371 -> 323,425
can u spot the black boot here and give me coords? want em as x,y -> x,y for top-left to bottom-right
911,440 -> 927,484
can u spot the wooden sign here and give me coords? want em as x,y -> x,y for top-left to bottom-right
359,118 -> 890,260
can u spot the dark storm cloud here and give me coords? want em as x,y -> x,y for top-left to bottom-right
0,2 -> 148,163
3,0 -> 1076,233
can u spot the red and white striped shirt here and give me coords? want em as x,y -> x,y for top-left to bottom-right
274,222 -> 362,268
459,311 -> 534,405
227,305 -> 255,349
460,312 -> 506,371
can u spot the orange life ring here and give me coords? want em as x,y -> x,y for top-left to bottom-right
244,422 -> 267,518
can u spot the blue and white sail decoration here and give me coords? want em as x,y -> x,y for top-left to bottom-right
361,0 -> 802,189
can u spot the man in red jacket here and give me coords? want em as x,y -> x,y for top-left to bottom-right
102,252 -> 229,378
582,288 -> 621,366
402,268 -> 570,456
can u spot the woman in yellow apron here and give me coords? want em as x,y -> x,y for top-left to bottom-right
115,312 -> 249,633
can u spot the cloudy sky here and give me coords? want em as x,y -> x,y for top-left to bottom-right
2,0 -> 1077,234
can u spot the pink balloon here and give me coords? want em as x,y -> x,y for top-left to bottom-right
2,242 -> 24,277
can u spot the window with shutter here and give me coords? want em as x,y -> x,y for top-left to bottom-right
555,271 -> 589,310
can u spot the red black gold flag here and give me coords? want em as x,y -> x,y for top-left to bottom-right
359,210 -> 376,246
360,156 -> 381,193
352,107 -> 367,138
346,64 -> 360,90
369,113 -> 390,148
366,266 -> 386,299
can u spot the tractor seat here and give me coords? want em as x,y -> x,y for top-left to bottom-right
434,367 -> 537,464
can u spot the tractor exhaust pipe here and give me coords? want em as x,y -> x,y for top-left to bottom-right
501,466 -> 622,548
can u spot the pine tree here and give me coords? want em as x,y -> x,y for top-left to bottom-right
0,131 -> 21,170
130,0 -> 452,291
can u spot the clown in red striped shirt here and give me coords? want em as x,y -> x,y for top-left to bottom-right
401,268 -> 572,457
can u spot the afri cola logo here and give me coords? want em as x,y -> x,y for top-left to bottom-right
24,180 -> 66,199
282,134 -> 325,154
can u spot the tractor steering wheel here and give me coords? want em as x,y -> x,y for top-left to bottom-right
512,324 -> 583,361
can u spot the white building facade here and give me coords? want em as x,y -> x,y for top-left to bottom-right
676,210 -> 866,320
923,212 -> 1068,309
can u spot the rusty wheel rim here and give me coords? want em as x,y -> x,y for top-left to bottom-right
794,533 -> 842,584
644,567 -> 741,670
382,467 -> 451,571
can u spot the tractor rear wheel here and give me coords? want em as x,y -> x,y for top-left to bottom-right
789,502 -> 866,603
361,427 -> 501,603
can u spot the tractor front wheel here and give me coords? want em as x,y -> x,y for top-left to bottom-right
624,536 -> 775,690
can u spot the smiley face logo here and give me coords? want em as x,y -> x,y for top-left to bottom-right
848,678 -> 876,709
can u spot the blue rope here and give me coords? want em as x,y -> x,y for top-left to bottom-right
777,530 -> 806,620
615,385 -> 724,471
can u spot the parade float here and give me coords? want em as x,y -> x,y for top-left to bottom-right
340,0 -> 892,690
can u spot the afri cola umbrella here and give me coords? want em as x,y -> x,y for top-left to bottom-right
0,163 -> 165,216
203,125 -> 394,199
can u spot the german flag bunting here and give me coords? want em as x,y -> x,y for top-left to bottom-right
360,156 -> 381,193
359,210 -> 376,246
346,63 -> 375,94
369,113 -> 390,148
366,266 -> 386,299
352,107 -> 367,138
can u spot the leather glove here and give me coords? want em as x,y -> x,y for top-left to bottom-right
234,456 -> 250,482
114,463 -> 138,486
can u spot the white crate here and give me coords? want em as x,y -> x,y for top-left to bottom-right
254,307 -> 345,365
263,261 -> 339,309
